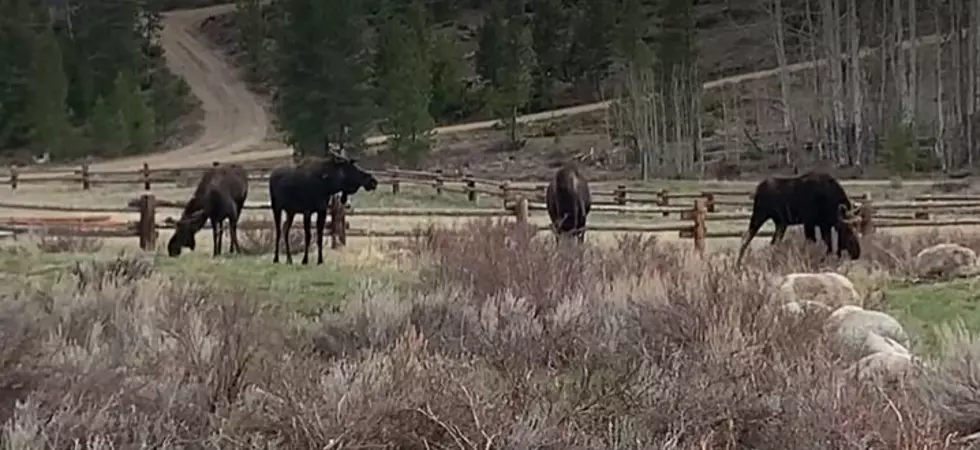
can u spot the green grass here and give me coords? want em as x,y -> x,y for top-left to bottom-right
885,278 -> 980,354
0,245 -> 412,318
154,252 -> 413,317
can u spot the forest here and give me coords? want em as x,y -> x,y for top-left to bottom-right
0,0 -> 200,163
235,0 -> 978,178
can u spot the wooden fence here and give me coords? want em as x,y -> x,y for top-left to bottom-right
6,191 -> 980,256
4,160 -> 966,215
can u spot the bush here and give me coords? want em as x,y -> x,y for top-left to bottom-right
2,222 -> 980,447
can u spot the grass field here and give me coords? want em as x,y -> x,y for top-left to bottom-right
4,176 -> 980,446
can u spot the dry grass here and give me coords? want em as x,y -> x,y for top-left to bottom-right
2,223 -> 980,448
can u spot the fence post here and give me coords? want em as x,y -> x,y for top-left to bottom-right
859,193 -> 874,235
614,184 -> 627,206
138,194 -> 156,251
500,181 -> 511,208
142,162 -> 151,190
514,196 -> 529,225
9,165 -> 17,190
391,167 -> 400,195
692,198 -> 707,256
703,192 -> 715,212
212,161 -> 220,167
464,172 -> 476,202
329,193 -> 346,249
434,169 -> 444,195
81,163 -> 91,190
658,189 -> 670,217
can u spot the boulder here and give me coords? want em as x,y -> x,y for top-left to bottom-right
914,243 -> 980,279
776,272 -> 861,308
780,300 -> 833,320
824,305 -> 910,360
851,351 -> 917,384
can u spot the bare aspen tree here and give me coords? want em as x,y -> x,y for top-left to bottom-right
609,64 -> 662,180
691,63 -> 705,176
907,0 -> 917,121
934,0 -> 947,170
965,0 -> 975,165
767,0 -> 794,136
878,0 -> 890,132
846,0 -> 863,164
893,0 -> 913,124
821,0 -> 846,162
951,0 -> 962,165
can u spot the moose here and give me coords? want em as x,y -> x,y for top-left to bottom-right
735,170 -> 862,266
167,164 -> 249,258
545,163 -> 592,243
268,152 -> 378,265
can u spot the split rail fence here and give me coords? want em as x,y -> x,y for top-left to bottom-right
3,161 -> 980,254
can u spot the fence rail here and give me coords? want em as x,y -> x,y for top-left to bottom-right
3,190 -> 980,255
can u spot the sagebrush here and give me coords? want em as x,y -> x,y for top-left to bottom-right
1,221 -> 979,448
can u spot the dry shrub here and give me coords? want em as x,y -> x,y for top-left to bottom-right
237,227 -> 306,256
3,221 -> 980,448
30,232 -> 104,254
859,229 -> 980,277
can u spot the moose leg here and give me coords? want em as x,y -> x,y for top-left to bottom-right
819,224 -> 834,255
770,223 -> 787,245
803,223 -> 817,242
735,212 -> 768,266
210,217 -> 220,257
229,211 -> 241,254
272,207 -> 283,263
315,208 -> 326,265
301,212 -> 313,265
283,212 -> 296,264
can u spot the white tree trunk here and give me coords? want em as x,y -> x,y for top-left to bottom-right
847,0 -> 863,165
771,0 -> 793,134
908,0 -> 917,121
894,0 -> 913,124
822,0 -> 846,161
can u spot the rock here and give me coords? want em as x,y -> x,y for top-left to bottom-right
851,351 -> 917,384
780,300 -> 833,320
824,306 -> 910,360
776,272 -> 861,308
914,243 -> 980,279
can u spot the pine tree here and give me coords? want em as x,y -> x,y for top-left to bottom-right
530,0 -> 568,108
429,35 -> 467,123
375,0 -> 435,165
475,3 -> 506,86
565,0 -> 616,96
273,0 -> 373,155
88,95 -> 128,156
489,12 -> 536,144
25,25 -> 72,158
237,0 -> 269,82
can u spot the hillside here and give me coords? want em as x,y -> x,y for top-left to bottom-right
194,0 -> 953,181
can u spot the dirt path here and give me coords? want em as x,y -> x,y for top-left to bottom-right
18,4 -> 268,179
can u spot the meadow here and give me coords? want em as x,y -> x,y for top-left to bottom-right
2,218 -> 980,448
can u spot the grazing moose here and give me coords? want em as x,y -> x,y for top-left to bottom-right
735,170 -> 862,266
167,164 -> 249,257
268,152 -> 378,265
545,163 -> 592,243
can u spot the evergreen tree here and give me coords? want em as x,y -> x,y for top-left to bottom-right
88,96 -> 128,156
374,4 -> 435,165
0,0 -> 44,149
530,0 -> 568,108
236,0 -> 269,82
428,35 -> 467,123
25,25 -> 72,156
273,0 -> 373,155
488,11 -> 536,144
565,0 -> 616,96
475,3 -> 506,86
